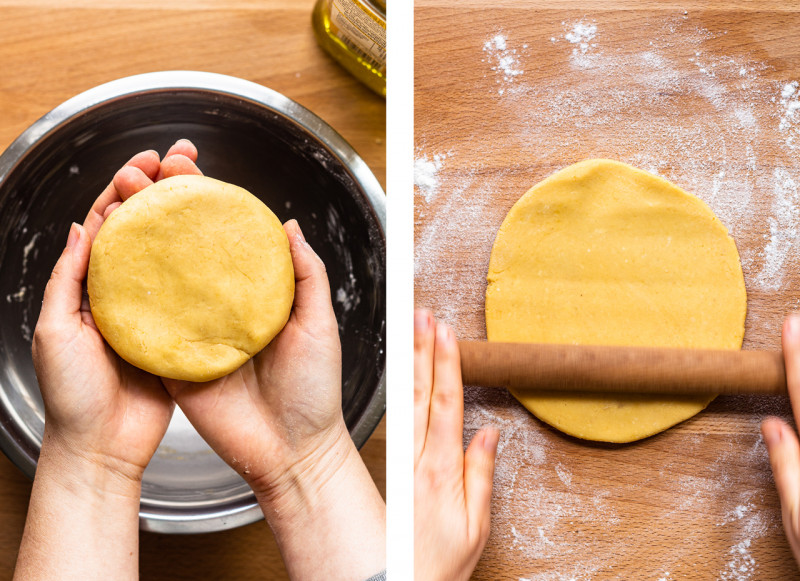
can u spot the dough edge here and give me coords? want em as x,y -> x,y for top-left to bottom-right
486,158 -> 746,443
88,174 -> 295,382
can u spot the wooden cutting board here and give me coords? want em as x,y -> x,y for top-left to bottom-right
0,2 -> 385,580
416,1 -> 800,578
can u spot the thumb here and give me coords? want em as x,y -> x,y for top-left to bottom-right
38,223 -> 91,330
762,418 -> 800,544
283,219 -> 336,328
464,426 -> 500,545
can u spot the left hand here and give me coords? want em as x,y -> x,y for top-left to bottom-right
414,309 -> 500,581
32,139 -> 202,482
14,141 -> 204,581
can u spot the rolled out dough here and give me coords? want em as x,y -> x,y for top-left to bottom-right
88,174 -> 294,382
485,159 -> 747,443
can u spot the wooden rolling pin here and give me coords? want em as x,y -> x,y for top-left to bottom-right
458,341 -> 788,395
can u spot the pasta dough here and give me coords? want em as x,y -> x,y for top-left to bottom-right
88,174 -> 294,382
485,159 -> 746,443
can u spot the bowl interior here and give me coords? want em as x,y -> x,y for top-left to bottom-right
0,87 -> 385,530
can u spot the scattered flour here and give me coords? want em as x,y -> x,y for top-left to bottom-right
756,168 -> 799,290
564,21 -> 597,55
416,12 -> 795,580
6,230 -> 42,341
335,287 -> 355,311
554,463 -> 572,488
562,20 -> 599,68
323,206 -> 360,326
413,152 -> 448,202
778,81 -> 800,149
482,18 -> 798,297
483,33 -> 524,93
721,539 -> 757,581
21,232 -> 41,278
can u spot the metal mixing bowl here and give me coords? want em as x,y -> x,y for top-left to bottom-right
0,71 -> 385,533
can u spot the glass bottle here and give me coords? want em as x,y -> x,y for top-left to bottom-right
312,0 -> 386,97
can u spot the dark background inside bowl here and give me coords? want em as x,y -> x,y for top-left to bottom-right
0,89 -> 386,467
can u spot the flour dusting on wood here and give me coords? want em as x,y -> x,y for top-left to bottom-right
416,11 -> 797,579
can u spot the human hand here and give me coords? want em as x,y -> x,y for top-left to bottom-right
162,221 -> 385,580
32,139 -> 202,483
15,140 -> 202,581
162,219 -> 346,498
414,309 -> 500,581
762,314 -> 800,565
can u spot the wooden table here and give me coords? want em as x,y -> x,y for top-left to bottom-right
0,2 -> 385,579
416,1 -> 800,578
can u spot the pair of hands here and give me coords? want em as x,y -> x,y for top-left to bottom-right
414,309 -> 800,578
32,138 -> 347,511
21,139 -> 385,581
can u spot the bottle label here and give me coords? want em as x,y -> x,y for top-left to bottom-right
330,0 -> 386,74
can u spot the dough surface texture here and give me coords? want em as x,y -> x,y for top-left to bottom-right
88,174 -> 294,382
485,159 -> 746,443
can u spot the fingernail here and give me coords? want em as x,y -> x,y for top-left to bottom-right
787,315 -> 800,340
414,310 -> 432,332
484,427 -> 500,452
66,223 -> 80,249
294,223 -> 306,243
435,321 -> 452,345
762,421 -> 781,447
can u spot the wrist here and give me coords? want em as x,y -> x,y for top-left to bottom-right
251,421 -> 358,520
16,429 -> 143,581
37,426 -> 144,502
250,421 -> 386,580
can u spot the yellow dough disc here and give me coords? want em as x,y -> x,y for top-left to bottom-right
485,159 -> 746,443
88,174 -> 295,382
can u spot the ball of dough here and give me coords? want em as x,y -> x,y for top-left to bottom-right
88,174 -> 295,382
486,159 -> 747,443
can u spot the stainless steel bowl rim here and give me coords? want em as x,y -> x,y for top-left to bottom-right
0,71 -> 386,534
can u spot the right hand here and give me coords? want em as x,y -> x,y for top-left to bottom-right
162,220 -> 351,507
414,309 -> 500,581
162,199 -> 385,581
762,314 -> 800,564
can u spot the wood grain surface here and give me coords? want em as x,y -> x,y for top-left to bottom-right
416,1 -> 800,579
0,1 -> 385,580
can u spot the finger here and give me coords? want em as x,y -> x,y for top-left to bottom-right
464,426 -> 500,543
157,154 -> 203,180
414,309 -> 435,462
762,417 -> 800,538
164,138 -> 198,163
783,315 -> 800,428
83,150 -> 160,239
103,201 -> 122,221
113,165 -> 155,202
424,322 -> 465,466
38,223 -> 91,329
125,149 -> 161,180
283,219 -> 336,329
